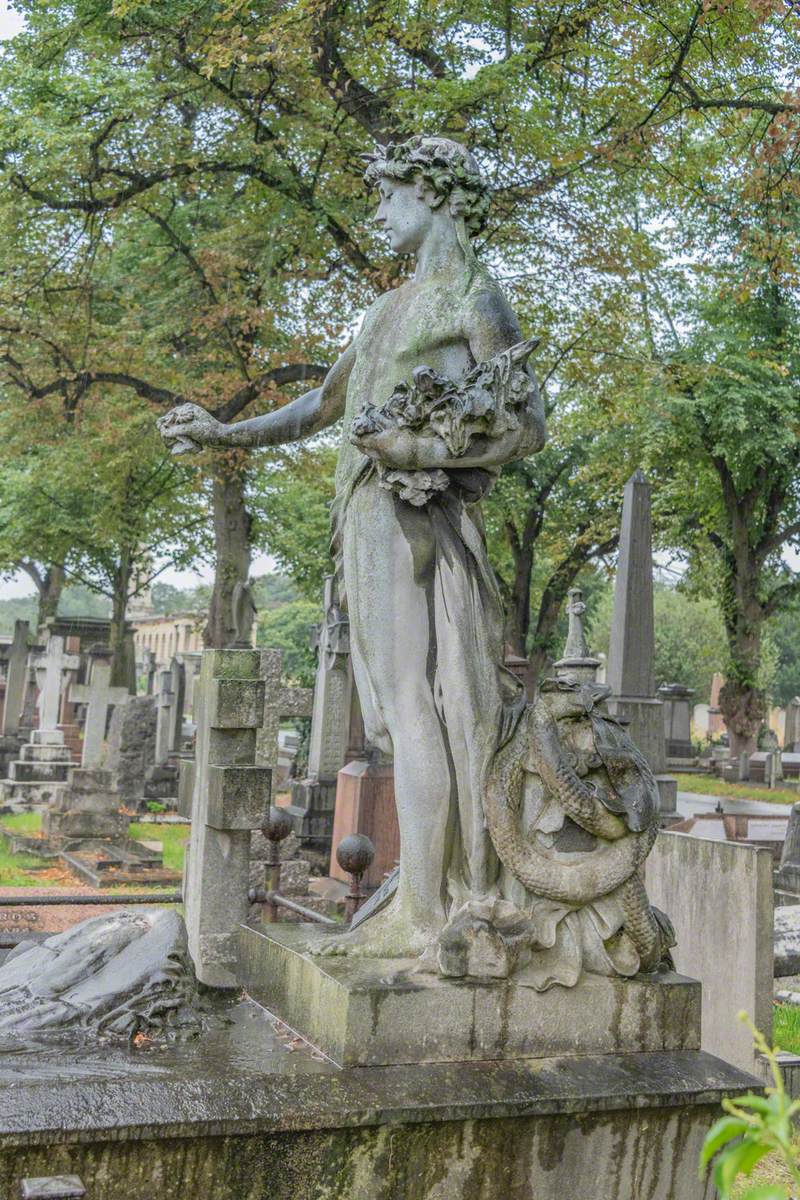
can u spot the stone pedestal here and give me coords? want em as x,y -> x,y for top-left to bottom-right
0,994 -> 758,1200
42,767 -> 129,842
777,802 -> 800,899
604,696 -> 678,819
0,729 -> 72,809
329,759 -> 399,890
238,923 -> 700,1069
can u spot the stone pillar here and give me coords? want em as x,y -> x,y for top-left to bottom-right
168,656 -> 187,753
154,668 -> 174,766
605,471 -> 677,819
184,649 -> 274,988
1,619 -> 29,738
288,577 -> 353,845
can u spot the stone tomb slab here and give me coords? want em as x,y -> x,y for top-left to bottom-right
237,921 -> 700,1069
0,997 -> 759,1200
59,839 -> 182,889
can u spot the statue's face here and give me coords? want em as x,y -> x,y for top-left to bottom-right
375,177 -> 435,254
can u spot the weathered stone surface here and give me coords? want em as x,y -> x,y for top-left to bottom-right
646,831 -> 773,1071
775,906 -> 800,977
238,922 -> 700,1069
0,988 -> 758,1200
0,909 -> 201,1040
206,764 -> 272,831
777,802 -> 800,897
1,619 -> 29,737
104,696 -> 156,801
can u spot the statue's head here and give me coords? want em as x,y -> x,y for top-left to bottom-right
364,135 -> 490,255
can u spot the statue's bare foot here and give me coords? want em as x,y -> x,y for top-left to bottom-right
308,903 -> 444,960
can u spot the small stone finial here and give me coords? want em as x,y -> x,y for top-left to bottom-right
554,587 -> 601,682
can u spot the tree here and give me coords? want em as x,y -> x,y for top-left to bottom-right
588,581 -> 729,705
649,284 -> 800,753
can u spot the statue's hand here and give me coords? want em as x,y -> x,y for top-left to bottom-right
157,402 -> 225,455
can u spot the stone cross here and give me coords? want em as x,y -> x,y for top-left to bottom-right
257,649 -> 313,773
154,668 -> 174,765
70,657 -> 131,768
1,619 -> 29,737
605,470 -> 677,817
33,635 -> 80,733
554,587 -> 600,682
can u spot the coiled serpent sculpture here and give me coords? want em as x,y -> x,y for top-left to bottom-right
484,678 -> 675,973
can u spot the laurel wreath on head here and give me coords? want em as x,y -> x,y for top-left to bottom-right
363,135 -> 491,235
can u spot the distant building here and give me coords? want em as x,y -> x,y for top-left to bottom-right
132,612 -> 204,666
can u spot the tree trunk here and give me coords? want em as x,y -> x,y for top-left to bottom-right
205,457 -> 252,649
36,563 -> 65,635
718,623 -> 766,757
109,551 -> 136,692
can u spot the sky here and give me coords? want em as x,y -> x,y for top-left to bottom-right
0,4 -> 23,39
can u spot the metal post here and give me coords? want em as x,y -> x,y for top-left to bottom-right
335,834 -> 375,923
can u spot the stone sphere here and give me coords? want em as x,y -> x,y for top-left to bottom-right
335,833 -> 375,877
262,805 -> 293,843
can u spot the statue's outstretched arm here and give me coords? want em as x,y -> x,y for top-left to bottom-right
158,342 -> 356,454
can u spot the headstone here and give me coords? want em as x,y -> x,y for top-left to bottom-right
168,656 -> 187,753
708,672 -> 726,737
32,635 -> 79,732
658,682 -> 695,759
288,576 -> 353,845
738,751 -> 750,781
785,697 -> 800,753
154,668 -> 174,766
646,830 -> 773,1072
1,619 -> 29,737
42,767 -> 129,842
605,471 -> 677,818
184,649 -> 275,987
140,647 -> 157,696
69,655 -> 131,767
104,696 -> 157,803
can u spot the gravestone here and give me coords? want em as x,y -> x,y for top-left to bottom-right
154,668 -> 174,766
606,471 -> 677,819
141,646 -> 157,695
42,767 -> 129,842
1,619 -> 29,738
168,655 -> 187,753
288,576 -> 353,845
785,697 -> 800,752
659,682 -> 695,760
69,654 -> 131,768
776,802 -> 800,900
104,695 -> 157,804
646,831 -> 773,1072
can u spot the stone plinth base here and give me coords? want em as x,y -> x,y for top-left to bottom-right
0,998 -> 758,1200
238,922 -> 701,1069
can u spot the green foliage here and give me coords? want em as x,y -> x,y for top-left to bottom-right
768,601 -> 800,708
256,597 -> 319,687
773,1005 -> 800,1058
588,583 -> 728,705
251,447 -> 337,602
700,1016 -> 800,1200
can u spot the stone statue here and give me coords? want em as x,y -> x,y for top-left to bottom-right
158,136 -> 671,984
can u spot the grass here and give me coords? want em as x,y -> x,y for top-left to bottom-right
674,773 -> 800,806
0,810 -> 190,887
774,1005 -> 800,1056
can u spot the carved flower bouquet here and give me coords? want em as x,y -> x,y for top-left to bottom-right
351,336 -> 539,506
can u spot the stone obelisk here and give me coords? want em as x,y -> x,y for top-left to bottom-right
606,470 -> 678,819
